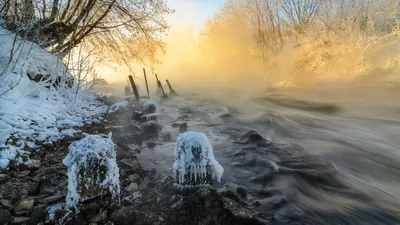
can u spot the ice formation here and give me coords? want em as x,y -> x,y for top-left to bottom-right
173,132 -> 224,185
62,133 -> 120,210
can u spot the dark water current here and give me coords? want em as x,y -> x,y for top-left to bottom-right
136,86 -> 400,225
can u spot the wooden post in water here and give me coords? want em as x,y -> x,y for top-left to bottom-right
155,74 -> 167,97
143,68 -> 150,99
128,75 -> 140,101
166,79 -> 176,95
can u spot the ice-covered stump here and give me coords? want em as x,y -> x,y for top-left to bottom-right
62,133 -> 120,211
173,132 -> 224,189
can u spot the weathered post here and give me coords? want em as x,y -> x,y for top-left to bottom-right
166,79 -> 176,95
128,75 -> 140,101
173,132 -> 224,193
155,74 -> 167,97
143,68 -> 150,99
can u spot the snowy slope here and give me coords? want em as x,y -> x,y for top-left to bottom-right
0,26 -> 107,170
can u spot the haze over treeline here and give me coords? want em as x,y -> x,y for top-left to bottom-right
2,0 -> 400,88
155,0 -> 400,88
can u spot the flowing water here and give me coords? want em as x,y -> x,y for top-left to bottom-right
136,84 -> 400,225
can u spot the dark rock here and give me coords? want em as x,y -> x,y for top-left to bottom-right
40,195 -> 65,204
27,207 -> 46,225
54,208 -> 72,224
0,200 -> 13,210
90,211 -> 107,223
147,181 -> 155,188
220,190 -> 241,203
236,187 -> 247,198
171,123 -> 180,128
146,142 -> 156,148
0,210 -> 12,225
253,201 -> 261,206
128,174 -> 142,185
0,174 -> 8,184
46,155 -> 58,165
10,170 -> 30,178
238,131 -> 270,145
28,182 -> 40,195
179,123 -> 187,133
162,133 -> 172,142
124,183 -> 139,195
119,159 -> 142,174
13,198 -> 36,214
140,121 -> 162,135
26,160 -> 41,171
109,207 -> 137,225
10,217 -> 29,225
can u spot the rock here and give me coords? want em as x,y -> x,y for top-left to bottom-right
119,159 -> 142,174
10,217 -> 29,225
28,182 -> 40,195
237,187 -> 247,198
46,155 -> 58,165
13,198 -> 35,214
0,200 -> 13,210
110,207 -> 137,225
26,160 -> 41,171
0,210 -> 12,225
171,200 -> 183,209
171,123 -> 180,128
128,174 -> 142,185
146,142 -> 156,148
162,133 -> 172,142
124,183 -> 139,195
253,201 -> 261,206
90,211 -> 107,223
40,195 -> 65,204
179,123 -> 187,133
54,208 -> 72,224
10,170 -> 30,178
0,174 -> 7,184
140,121 -> 162,135
27,207 -> 46,225
40,187 -> 55,196
220,190 -> 241,203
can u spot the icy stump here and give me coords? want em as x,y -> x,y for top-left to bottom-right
63,133 -> 120,212
173,132 -> 224,191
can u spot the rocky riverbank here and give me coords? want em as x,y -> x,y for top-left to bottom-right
0,96 -> 266,225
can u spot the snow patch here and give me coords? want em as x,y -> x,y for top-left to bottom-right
0,26 -> 107,170
0,145 -> 30,170
109,101 -> 129,113
173,131 -> 224,184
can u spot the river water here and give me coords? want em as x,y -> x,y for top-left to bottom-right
136,84 -> 400,225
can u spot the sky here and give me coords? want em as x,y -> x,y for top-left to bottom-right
166,0 -> 225,34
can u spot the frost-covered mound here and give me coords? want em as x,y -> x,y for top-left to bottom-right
62,133 -> 120,210
0,26 -> 107,170
173,131 -> 224,185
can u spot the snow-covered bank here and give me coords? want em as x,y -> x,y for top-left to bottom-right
0,26 -> 107,170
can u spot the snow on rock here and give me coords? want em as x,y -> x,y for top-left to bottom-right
173,132 -> 224,185
62,133 -> 120,210
140,99 -> 156,114
109,101 -> 129,113
0,26 -> 107,170
0,145 -> 31,170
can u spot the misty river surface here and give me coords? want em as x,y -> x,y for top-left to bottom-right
135,85 -> 400,225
